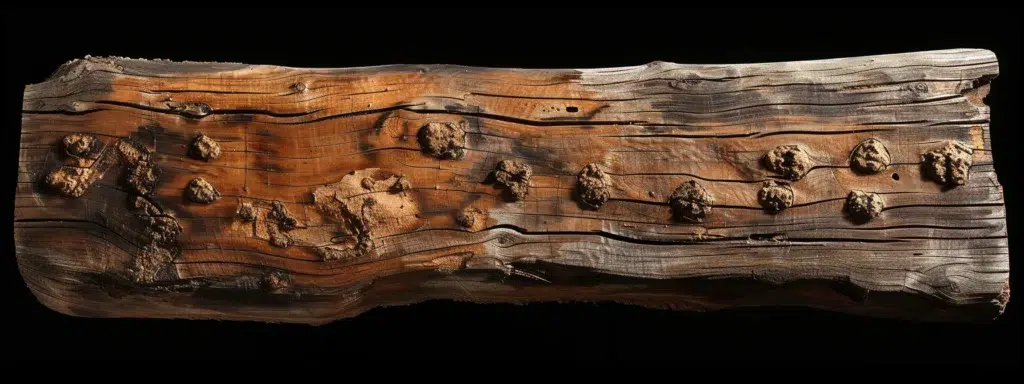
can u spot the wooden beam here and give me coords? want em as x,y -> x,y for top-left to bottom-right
14,49 -> 1009,324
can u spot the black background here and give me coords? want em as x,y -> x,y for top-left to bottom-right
4,8 -> 1020,361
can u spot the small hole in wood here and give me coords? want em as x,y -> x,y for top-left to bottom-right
891,173 -> 900,181
566,106 -> 579,113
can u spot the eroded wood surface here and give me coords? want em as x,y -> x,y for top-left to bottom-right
14,49 -> 1010,324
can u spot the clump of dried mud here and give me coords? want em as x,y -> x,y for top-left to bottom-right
669,180 -> 714,222
758,180 -> 794,213
921,141 -> 973,187
763,145 -> 812,181
576,163 -> 611,210
492,160 -> 532,201
417,122 -> 467,160
186,177 -> 221,203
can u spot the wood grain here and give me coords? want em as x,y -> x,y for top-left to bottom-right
15,49 -> 1010,324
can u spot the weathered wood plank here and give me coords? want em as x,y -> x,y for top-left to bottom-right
14,50 -> 1009,324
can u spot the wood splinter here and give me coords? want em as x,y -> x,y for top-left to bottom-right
13,49 -> 1010,325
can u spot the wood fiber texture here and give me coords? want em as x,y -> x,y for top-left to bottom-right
14,49 -> 1009,324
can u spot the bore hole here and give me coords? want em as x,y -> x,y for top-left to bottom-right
566,106 -> 579,113
891,173 -> 900,181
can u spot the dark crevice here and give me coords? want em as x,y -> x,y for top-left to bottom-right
927,119 -> 991,126
896,235 -> 1006,241
21,108 -> 105,116
481,223 -> 906,246
275,104 -> 421,125
411,107 -> 643,126
93,100 -> 320,118
882,202 -> 1005,211
603,172 -> 768,184
22,100 -> 992,132
13,218 -> 97,225
822,224 -> 994,231
748,233 -> 785,241
150,89 -> 274,95
603,132 -> 757,139
653,94 -> 971,116
469,92 -> 645,102
211,108 -> 320,117
859,120 -> 932,126
753,128 -> 894,138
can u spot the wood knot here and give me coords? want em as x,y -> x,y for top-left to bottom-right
417,122 -> 467,160
669,180 -> 714,222
576,163 -> 611,210
186,177 -> 221,204
921,141 -> 973,188
849,138 -> 891,174
758,180 -> 794,213
492,160 -> 532,201
189,133 -> 222,162
762,145 -> 813,181
844,190 -> 884,224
